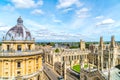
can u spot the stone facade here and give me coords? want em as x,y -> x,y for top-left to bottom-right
89,36 -> 120,71
0,17 -> 43,80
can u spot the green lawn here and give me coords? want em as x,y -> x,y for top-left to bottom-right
72,64 -> 88,73
84,64 -> 88,68
72,65 -> 80,73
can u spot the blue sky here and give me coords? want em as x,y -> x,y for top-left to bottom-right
0,0 -> 120,42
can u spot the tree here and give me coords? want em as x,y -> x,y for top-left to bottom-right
50,42 -> 55,47
55,48 -> 60,53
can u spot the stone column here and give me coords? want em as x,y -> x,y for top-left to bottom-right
88,56 -> 91,72
53,54 -> 55,70
101,50 -> 103,71
47,54 -> 48,63
40,71 -> 43,80
97,55 -> 100,70
80,58 -> 84,80
2,60 -> 3,77
12,60 -> 15,76
10,60 -> 12,78
34,58 -> 36,72
108,51 -> 111,80
64,62 -> 66,80
80,59 -> 82,80
23,59 -> 26,75
92,57 -> 94,69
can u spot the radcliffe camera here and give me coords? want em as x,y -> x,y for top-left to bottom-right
0,0 -> 120,80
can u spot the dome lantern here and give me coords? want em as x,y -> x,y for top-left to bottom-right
17,16 -> 23,25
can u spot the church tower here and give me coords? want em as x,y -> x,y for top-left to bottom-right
99,36 -> 104,50
98,36 -> 104,71
80,39 -> 85,51
110,35 -> 115,48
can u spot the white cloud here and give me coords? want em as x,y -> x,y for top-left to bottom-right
0,26 -> 10,31
96,18 -> 115,26
36,29 -> 85,41
31,9 -> 44,15
95,16 -> 104,19
11,0 -> 43,8
62,8 -> 73,13
76,8 -> 89,14
56,0 -> 82,9
76,7 -> 90,18
25,19 -> 46,29
0,22 -> 4,26
52,15 -> 62,23
53,19 -> 62,23
0,23 -> 11,37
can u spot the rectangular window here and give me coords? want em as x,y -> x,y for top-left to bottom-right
7,45 -> 10,51
5,72 -> 8,75
17,71 -> 21,75
17,45 -> 21,51
36,59 -> 38,63
17,62 -> 21,68
28,45 -> 31,50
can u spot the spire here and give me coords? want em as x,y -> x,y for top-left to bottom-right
99,36 -> 103,49
17,16 -> 23,25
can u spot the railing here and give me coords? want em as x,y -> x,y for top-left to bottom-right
2,40 -> 35,43
0,50 -> 43,56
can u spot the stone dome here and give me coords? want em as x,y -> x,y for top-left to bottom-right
5,17 -> 32,40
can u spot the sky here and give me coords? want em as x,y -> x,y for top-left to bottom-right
0,0 -> 120,42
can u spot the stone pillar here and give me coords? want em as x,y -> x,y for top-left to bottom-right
10,60 -> 12,78
64,62 -> 66,80
49,55 -> 51,64
40,71 -> 43,80
34,58 -> 36,72
2,60 -> 3,77
80,58 -> 84,80
92,57 -> 94,66
108,50 -> 111,80
89,59 -> 91,72
82,55 -> 84,67
97,55 -> 100,70
26,59 -> 28,74
53,54 -> 55,70
101,51 -> 103,71
23,59 -> 26,75
80,59 -> 82,80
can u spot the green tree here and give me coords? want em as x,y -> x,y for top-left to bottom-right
50,42 -> 55,47
55,48 -> 60,53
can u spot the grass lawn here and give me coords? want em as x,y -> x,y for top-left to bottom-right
72,65 -> 80,73
72,64 -> 88,73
